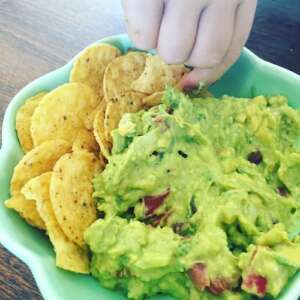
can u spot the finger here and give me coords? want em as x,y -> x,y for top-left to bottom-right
219,0 -> 258,72
179,68 -> 216,90
122,0 -> 164,50
181,0 -> 257,87
157,0 -> 205,64
186,0 -> 239,69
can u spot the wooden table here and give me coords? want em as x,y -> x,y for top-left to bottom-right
0,1 -> 299,299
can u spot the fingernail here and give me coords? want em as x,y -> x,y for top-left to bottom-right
182,85 -> 196,93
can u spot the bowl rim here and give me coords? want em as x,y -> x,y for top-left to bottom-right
1,33 -> 300,300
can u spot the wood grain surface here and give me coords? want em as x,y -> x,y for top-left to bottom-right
0,0 -> 299,299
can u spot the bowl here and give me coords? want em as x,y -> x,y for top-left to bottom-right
0,34 -> 299,300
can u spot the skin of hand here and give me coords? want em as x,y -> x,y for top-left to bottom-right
122,0 -> 257,88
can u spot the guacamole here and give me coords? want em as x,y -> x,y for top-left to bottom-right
85,88 -> 300,299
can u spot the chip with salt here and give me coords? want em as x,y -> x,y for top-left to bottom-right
131,55 -> 188,94
93,106 -> 112,159
16,92 -> 47,152
5,193 -> 45,230
31,83 -> 99,146
22,172 -> 89,273
104,91 -> 145,141
50,151 -> 102,247
103,51 -> 146,103
70,43 -> 121,99
84,102 -> 103,131
10,139 -> 71,195
72,128 -> 99,154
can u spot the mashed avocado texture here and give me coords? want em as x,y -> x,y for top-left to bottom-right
86,88 -> 300,299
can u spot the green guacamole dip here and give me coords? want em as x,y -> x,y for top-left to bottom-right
85,88 -> 300,300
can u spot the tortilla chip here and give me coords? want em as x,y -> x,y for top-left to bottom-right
131,55 -> 188,94
143,91 -> 165,108
103,52 -> 146,103
10,139 -> 71,195
31,83 -> 99,146
50,151 -> 102,247
104,91 -> 145,141
70,43 -> 121,99
83,101 -> 103,131
93,106 -> 112,159
5,193 -> 45,230
16,92 -> 47,153
72,128 -> 99,154
22,173 -> 89,273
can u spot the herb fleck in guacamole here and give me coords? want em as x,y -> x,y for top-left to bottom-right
85,88 -> 300,300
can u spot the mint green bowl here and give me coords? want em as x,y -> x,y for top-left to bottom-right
0,34 -> 299,300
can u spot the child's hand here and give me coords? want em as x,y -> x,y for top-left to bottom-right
122,0 -> 257,88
